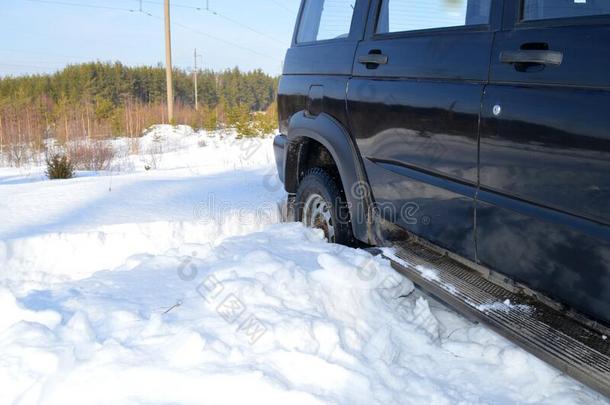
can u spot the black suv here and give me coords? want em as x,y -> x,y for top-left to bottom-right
274,0 -> 610,396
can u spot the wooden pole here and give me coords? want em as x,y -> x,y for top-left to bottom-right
194,48 -> 199,111
164,0 -> 174,123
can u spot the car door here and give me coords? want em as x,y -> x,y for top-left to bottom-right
477,0 -> 610,324
347,0 -> 500,261
279,0 -> 369,135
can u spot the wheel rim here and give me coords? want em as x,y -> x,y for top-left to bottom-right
303,193 -> 335,242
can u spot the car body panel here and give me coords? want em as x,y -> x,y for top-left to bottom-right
478,0 -> 610,325
277,1 -> 376,242
346,0 -> 498,260
276,0 -> 610,326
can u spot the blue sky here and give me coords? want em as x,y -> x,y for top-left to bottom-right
0,0 -> 302,77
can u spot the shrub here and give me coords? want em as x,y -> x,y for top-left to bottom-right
68,140 -> 116,171
252,109 -> 277,136
235,121 -> 259,138
46,153 -> 75,180
226,102 -> 278,138
225,104 -> 257,138
202,106 -> 218,132
141,135 -> 164,170
94,96 -> 115,120
7,143 -> 34,167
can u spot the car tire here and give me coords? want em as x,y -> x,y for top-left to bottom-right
296,168 -> 354,245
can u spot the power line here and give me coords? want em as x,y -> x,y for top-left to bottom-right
0,62 -> 66,72
0,48 -> 85,60
0,48 -> 144,63
0,62 -> 56,69
266,0 -> 299,15
141,13 -> 276,60
203,9 -> 285,45
138,0 -> 285,45
141,0 -> 205,11
172,20 -> 276,60
23,0 -> 280,61
25,0 -> 138,12
25,0 -> 287,47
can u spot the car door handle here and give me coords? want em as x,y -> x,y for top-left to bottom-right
358,54 -> 388,66
500,50 -> 563,66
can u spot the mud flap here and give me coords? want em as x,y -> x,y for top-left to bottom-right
279,194 -> 297,223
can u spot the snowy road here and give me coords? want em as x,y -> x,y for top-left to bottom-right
0,126 -> 607,404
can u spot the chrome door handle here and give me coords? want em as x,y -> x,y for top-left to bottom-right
500,50 -> 563,66
358,54 -> 388,66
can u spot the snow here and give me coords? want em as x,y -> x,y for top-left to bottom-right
0,126 -> 283,292
477,299 -> 534,315
0,125 -> 607,404
382,249 -> 460,297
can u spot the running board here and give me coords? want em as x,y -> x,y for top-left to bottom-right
384,240 -> 610,398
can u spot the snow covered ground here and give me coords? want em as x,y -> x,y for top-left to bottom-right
0,125 -> 607,404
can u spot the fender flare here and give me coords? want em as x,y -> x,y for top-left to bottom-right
285,111 -> 377,244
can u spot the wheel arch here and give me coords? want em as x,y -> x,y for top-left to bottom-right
285,111 -> 376,244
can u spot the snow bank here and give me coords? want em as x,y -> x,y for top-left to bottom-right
0,126 -> 285,291
0,225 -> 604,404
0,216 -> 279,293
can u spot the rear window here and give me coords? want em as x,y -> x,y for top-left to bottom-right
376,0 -> 491,34
523,0 -> 610,21
296,0 -> 356,43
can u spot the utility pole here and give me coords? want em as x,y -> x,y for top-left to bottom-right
194,48 -> 199,111
164,0 -> 174,123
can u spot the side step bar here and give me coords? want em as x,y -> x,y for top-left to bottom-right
384,240 -> 610,398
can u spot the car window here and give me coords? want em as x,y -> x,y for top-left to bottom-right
376,0 -> 491,34
296,0 -> 356,43
522,0 -> 610,21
